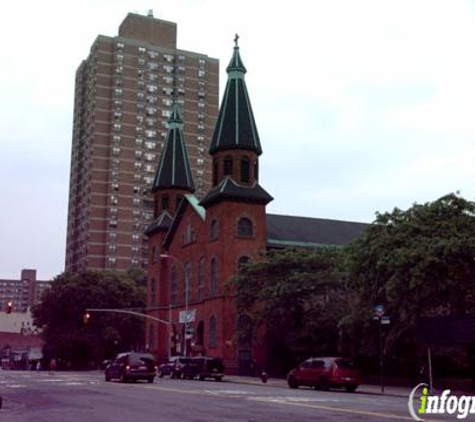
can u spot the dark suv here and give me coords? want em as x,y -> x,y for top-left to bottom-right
181,356 -> 224,381
105,352 -> 157,383
287,357 -> 361,392
158,356 -> 192,378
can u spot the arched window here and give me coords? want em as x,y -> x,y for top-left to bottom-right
223,155 -> 233,176
196,320 -> 204,346
198,257 -> 205,300
213,160 -> 219,186
162,194 -> 169,211
237,217 -> 253,237
171,265 -> 178,305
150,278 -> 157,305
210,257 -> 218,296
209,315 -> 217,347
185,262 -> 192,302
237,256 -> 250,271
240,156 -> 250,184
176,195 -> 183,210
210,219 -> 219,240
148,323 -> 156,349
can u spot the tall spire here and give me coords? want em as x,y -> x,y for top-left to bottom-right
151,102 -> 195,192
209,36 -> 262,155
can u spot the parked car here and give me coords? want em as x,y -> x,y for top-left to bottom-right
105,352 -> 157,383
287,357 -> 361,392
158,356 -> 192,378
181,356 -> 225,381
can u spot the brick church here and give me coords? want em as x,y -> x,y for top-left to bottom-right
145,40 -> 366,374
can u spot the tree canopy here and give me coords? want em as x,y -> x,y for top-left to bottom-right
233,247 -> 347,373
32,269 -> 146,368
342,193 -> 475,375
233,193 -> 475,379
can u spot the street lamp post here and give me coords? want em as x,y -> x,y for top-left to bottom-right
160,254 -> 189,357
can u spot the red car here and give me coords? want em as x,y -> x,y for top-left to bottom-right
287,357 -> 361,392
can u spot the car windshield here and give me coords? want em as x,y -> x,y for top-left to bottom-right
335,358 -> 356,369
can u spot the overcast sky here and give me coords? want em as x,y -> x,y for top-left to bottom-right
1,0 -> 475,279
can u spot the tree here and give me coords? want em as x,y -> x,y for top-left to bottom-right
342,193 -> 475,377
232,247 -> 347,374
32,269 -> 146,368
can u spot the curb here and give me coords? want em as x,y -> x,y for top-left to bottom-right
224,376 -> 410,397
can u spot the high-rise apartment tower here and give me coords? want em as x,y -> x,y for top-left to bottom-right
66,12 -> 219,272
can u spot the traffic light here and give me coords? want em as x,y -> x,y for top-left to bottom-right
83,312 -> 90,324
6,301 -> 12,314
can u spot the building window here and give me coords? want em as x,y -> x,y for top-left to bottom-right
213,161 -> 218,186
196,321 -> 204,346
223,156 -> 233,176
148,323 -> 155,349
209,315 -> 217,347
185,262 -> 192,302
210,219 -> 219,240
198,257 -> 205,300
238,256 -> 250,271
150,278 -> 157,306
240,156 -> 250,184
171,265 -> 178,305
254,161 -> 259,182
237,218 -> 253,237
152,246 -> 158,263
162,194 -> 169,211
210,257 -> 218,296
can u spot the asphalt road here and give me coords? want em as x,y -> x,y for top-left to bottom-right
0,370 -> 423,421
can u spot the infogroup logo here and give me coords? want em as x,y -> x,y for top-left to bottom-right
408,383 -> 475,420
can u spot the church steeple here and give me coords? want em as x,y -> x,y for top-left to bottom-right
150,102 -> 195,218
200,37 -> 272,208
152,102 -> 195,193
209,35 -> 262,155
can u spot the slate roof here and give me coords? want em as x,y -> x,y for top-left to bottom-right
144,211 -> 173,236
209,40 -> 262,155
199,177 -> 273,208
163,194 -> 206,249
151,103 -> 195,192
266,213 -> 368,249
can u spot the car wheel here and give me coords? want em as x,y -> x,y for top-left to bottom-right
319,377 -> 329,391
119,373 -> 127,383
158,371 -> 164,378
288,376 -> 298,389
345,385 -> 357,393
147,377 -> 154,383
199,375 -> 205,381
214,376 -> 223,382
105,374 -> 111,382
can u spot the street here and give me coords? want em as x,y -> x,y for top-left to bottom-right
0,370 -> 420,421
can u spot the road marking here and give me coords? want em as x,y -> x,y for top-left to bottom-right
143,384 -> 436,421
249,396 -> 441,421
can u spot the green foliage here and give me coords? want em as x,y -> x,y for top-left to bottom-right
32,269 -> 146,368
342,193 -> 475,374
232,247 -> 347,373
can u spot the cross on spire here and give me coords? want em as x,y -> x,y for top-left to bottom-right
234,33 -> 239,47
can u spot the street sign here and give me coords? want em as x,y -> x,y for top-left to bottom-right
179,309 -> 196,323
374,305 -> 384,317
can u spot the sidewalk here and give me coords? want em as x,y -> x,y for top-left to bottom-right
224,375 -> 410,397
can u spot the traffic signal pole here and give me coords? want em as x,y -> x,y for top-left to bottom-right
85,308 -> 171,326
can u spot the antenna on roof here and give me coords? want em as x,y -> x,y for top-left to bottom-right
147,9 -> 154,17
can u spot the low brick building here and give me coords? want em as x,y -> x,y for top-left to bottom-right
145,41 -> 367,374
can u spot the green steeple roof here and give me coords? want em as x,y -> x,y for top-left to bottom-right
209,36 -> 262,155
151,103 -> 195,192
